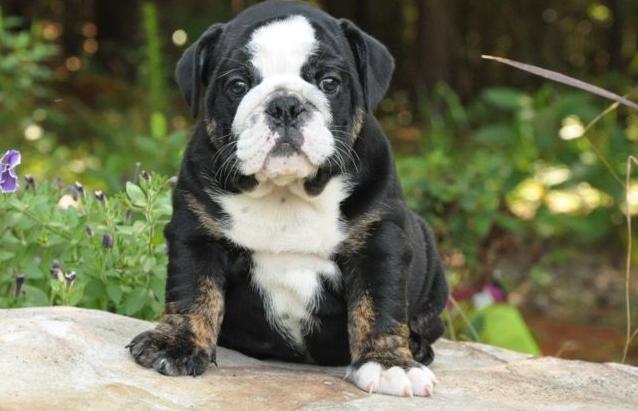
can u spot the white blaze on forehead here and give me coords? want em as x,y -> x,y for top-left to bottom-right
248,15 -> 318,78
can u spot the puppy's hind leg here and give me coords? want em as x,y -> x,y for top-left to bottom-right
343,222 -> 438,397
409,300 -> 446,366
409,217 -> 448,366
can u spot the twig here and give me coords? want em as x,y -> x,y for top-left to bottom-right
482,55 -> 638,111
444,306 -> 457,341
448,296 -> 481,342
581,102 -> 624,187
622,156 -> 638,363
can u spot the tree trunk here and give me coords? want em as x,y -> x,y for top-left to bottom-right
416,0 -> 451,93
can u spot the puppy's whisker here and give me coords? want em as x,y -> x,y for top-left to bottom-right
331,138 -> 360,174
212,141 -> 239,185
211,140 -> 237,173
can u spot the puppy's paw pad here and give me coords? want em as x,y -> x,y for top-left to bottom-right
348,362 -> 437,397
127,329 -> 212,377
127,330 -> 164,367
152,350 -> 210,377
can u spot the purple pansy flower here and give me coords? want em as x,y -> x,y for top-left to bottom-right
1,149 -> 21,193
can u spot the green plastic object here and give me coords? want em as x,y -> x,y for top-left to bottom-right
472,303 -> 541,355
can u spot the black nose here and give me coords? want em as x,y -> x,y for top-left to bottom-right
266,96 -> 305,124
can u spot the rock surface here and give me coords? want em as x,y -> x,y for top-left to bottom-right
1,307 -> 637,410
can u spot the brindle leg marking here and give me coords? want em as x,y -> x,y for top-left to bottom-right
346,292 -> 437,397
127,278 -> 224,377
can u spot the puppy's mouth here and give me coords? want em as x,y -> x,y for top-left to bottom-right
256,140 -> 316,186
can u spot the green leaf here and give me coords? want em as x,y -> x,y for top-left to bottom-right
149,275 -> 165,303
67,284 -> 85,305
126,182 -> 147,207
122,288 -> 148,316
22,285 -> 49,306
482,87 -> 528,111
472,124 -> 516,146
0,251 -> 14,262
106,284 -> 123,305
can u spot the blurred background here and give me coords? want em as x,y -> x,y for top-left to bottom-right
1,0 -> 637,364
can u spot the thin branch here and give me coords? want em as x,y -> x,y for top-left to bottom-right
622,156 -> 638,363
448,296 -> 481,342
482,55 -> 638,111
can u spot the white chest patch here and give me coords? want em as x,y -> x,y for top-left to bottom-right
217,177 -> 350,345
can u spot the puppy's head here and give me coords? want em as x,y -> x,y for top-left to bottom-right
176,2 -> 394,188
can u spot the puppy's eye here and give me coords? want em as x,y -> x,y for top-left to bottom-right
227,80 -> 249,98
319,77 -> 341,95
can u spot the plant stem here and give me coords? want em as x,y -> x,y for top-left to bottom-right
9,205 -> 72,240
622,156 -> 638,363
449,295 -> 481,342
444,307 -> 457,341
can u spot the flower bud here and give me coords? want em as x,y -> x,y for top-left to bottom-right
50,261 -> 63,281
102,233 -> 114,249
64,271 -> 77,286
94,190 -> 106,203
24,174 -> 36,190
15,274 -> 25,297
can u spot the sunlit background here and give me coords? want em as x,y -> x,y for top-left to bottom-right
1,0 -> 637,364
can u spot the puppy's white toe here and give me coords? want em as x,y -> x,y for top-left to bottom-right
347,362 -> 382,394
379,366 -> 414,397
407,366 -> 436,396
348,362 -> 437,397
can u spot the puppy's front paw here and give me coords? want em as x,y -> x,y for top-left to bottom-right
127,316 -> 215,377
346,362 -> 437,397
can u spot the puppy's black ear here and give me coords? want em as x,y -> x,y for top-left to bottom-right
175,23 -> 225,118
340,19 -> 395,110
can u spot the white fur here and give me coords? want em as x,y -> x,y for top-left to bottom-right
251,252 -> 339,343
347,362 -> 437,397
261,153 -> 315,183
248,15 -> 317,79
233,16 -> 334,179
216,177 -> 350,344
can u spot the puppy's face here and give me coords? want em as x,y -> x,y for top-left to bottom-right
176,3 -> 394,190
222,16 -> 348,185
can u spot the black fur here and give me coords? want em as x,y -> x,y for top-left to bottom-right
129,0 -> 448,375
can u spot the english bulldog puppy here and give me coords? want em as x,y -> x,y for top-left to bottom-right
128,1 -> 448,397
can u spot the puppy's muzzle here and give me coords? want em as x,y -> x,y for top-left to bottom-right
266,95 -> 307,156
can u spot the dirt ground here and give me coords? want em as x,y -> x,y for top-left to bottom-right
495,248 -> 638,365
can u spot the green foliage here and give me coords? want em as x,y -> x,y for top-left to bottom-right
399,83 -> 632,281
0,174 -> 173,320
0,9 -> 57,109
142,2 -> 167,116
0,9 -> 185,192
